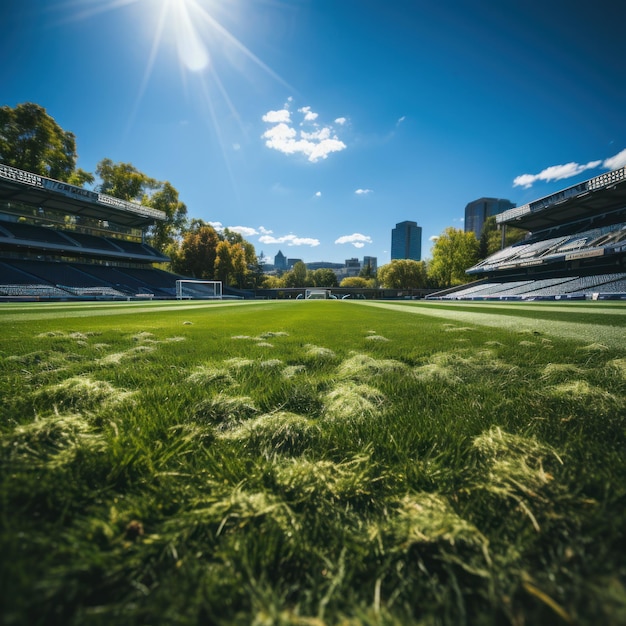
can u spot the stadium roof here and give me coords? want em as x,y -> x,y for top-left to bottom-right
0,164 -> 166,228
497,167 -> 626,232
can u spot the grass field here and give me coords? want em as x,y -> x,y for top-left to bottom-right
1,299 -> 625,625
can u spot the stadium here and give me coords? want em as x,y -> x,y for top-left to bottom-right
2,162 -> 626,301
0,163 -> 227,301
431,166 -> 626,300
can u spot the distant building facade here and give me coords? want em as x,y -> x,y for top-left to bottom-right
391,221 -> 422,261
464,198 -> 516,238
274,250 -> 287,271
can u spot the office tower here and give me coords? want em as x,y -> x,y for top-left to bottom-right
391,221 -> 422,261
464,198 -> 516,238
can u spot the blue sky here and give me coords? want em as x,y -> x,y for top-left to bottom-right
3,0 -> 626,264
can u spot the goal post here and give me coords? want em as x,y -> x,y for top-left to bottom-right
176,280 -> 223,300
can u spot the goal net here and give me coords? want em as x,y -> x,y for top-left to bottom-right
176,280 -> 223,300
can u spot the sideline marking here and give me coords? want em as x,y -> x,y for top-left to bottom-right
354,301 -> 626,349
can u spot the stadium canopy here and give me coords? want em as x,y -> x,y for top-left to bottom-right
0,164 -> 166,228
497,167 -> 626,232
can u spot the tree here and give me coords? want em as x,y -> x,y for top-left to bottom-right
340,276 -> 372,288
214,240 -> 234,285
96,158 -> 157,202
428,227 -> 479,288
283,261 -> 308,288
0,102 -> 80,181
174,222 -> 220,278
377,259 -> 428,289
146,181 -> 188,251
311,268 -> 338,288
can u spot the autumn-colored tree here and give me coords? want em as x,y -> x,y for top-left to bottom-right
174,223 -> 220,278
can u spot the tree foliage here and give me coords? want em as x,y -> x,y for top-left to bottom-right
283,261 -> 308,288
428,227 -> 479,288
377,259 -> 428,289
0,102 -> 80,181
340,276 -> 373,288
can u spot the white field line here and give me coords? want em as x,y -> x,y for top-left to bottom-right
355,301 -> 626,349
0,300 -> 272,322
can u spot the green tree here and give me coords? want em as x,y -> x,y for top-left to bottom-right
377,259 -> 428,289
428,227 -> 479,288
96,158 -> 157,202
146,181 -> 188,251
311,268 -> 338,287
340,276 -> 372,288
0,102 -> 81,181
283,261 -> 308,288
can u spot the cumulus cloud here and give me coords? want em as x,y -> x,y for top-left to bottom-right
335,117 -> 347,125
315,191 -> 322,197
335,233 -> 373,249
355,188 -> 373,195
603,148 -> 626,170
208,221 -> 224,231
262,109 -> 291,123
298,106 -> 319,122
258,226 -> 273,235
513,147 -> 626,189
262,102 -> 347,162
513,160 -> 601,188
258,233 -> 320,247
429,235 -> 439,242
228,226 -> 258,237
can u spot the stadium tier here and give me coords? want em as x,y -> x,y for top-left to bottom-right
0,163 -> 185,300
430,166 -> 626,300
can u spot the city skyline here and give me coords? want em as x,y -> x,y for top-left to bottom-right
3,0 -> 626,264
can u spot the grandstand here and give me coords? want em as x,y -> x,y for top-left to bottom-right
0,163 -> 183,300
431,166 -> 626,300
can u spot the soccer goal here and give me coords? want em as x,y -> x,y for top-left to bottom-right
176,280 -> 223,300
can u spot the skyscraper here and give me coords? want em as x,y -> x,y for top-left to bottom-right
464,198 -> 516,238
391,221 -> 422,261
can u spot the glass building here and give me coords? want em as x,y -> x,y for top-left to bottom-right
391,221 -> 422,261
464,198 -> 515,238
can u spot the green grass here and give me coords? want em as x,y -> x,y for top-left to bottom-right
1,299 -> 625,625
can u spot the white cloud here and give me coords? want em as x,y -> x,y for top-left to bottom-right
298,106 -> 319,122
261,103 -> 347,163
397,115 -> 406,125
258,233 -> 320,247
355,188 -> 373,195
511,148 -> 626,189
228,226 -> 258,237
429,235 -> 439,242
335,233 -> 373,248
335,117 -> 347,125
259,226 -> 273,235
262,109 -> 291,123
603,148 -> 626,170
208,221 -> 224,231
315,191 -> 322,197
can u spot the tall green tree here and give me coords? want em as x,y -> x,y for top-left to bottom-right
145,181 -> 188,251
0,102 -> 85,181
428,227 -> 479,288
377,259 -> 428,289
310,268 -> 338,287
96,158 -> 157,202
283,261 -> 308,288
